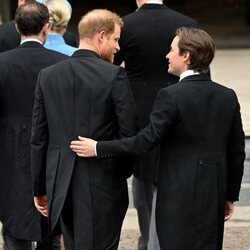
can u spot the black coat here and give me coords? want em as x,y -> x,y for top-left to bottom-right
97,74 -> 245,249
0,20 -> 78,52
0,20 -> 20,52
0,41 -> 67,240
114,4 -> 197,181
30,49 -> 136,248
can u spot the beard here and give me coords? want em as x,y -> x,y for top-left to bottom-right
100,48 -> 114,63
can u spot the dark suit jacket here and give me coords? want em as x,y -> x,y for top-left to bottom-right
114,4 -> 197,181
30,49 -> 136,247
0,41 -> 67,240
0,20 -> 78,52
0,20 -> 20,52
97,74 -> 245,249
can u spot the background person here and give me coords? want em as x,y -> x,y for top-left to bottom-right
44,0 -> 77,56
113,0 -> 197,249
0,2 -> 67,250
0,0 -> 77,53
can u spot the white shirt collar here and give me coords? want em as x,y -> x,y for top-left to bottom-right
20,38 -> 43,45
179,70 -> 200,81
146,0 -> 163,4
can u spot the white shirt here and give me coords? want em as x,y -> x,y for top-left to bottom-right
146,0 -> 163,4
20,38 -> 43,45
179,70 -> 200,81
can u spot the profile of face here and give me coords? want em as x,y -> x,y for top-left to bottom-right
166,36 -> 188,77
100,23 -> 121,63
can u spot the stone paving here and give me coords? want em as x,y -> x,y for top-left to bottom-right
210,49 -> 250,136
118,206 -> 250,250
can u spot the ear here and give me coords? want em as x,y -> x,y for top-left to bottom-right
15,23 -> 20,34
98,30 -> 106,44
183,51 -> 191,64
42,23 -> 50,35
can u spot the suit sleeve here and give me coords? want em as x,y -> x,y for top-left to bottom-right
112,67 -> 137,138
226,91 -> 245,201
30,72 -> 49,196
97,88 -> 177,158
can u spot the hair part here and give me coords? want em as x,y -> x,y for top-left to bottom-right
15,2 -> 49,36
176,27 -> 215,73
78,9 -> 123,40
47,0 -> 71,33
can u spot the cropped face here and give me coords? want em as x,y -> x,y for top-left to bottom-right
100,23 -> 121,63
166,36 -> 188,77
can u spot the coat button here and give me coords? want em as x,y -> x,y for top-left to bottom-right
198,160 -> 203,165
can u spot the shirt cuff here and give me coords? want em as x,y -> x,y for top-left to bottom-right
94,142 -> 97,156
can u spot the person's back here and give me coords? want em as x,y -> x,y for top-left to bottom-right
115,3 -> 197,127
36,53 -> 133,143
31,9 -> 136,250
0,2 -> 67,248
154,75 -> 244,249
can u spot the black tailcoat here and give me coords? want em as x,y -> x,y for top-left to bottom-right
0,41 -> 67,240
31,50 -> 136,249
97,74 -> 245,250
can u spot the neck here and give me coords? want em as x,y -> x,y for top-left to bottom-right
79,39 -> 100,56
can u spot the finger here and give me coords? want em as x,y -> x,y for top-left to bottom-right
224,212 -> 233,221
78,136 -> 88,141
76,152 -> 85,157
70,141 -> 84,146
70,145 -> 84,150
40,210 -> 48,217
71,149 -> 85,155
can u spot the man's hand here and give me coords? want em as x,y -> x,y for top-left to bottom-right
34,195 -> 48,217
224,201 -> 234,221
70,136 -> 97,157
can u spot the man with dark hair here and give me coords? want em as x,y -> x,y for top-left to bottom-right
31,9 -> 136,250
0,0 -> 77,52
0,2 -> 67,250
71,27 -> 245,250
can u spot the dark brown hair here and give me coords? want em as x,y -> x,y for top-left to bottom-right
15,2 -> 49,36
176,27 -> 215,73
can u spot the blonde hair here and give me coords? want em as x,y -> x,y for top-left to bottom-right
47,0 -> 71,33
78,9 -> 123,40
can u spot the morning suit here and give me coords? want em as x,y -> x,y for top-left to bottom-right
0,20 -> 77,52
30,49 -> 136,249
97,74 -> 245,250
114,4 -> 197,248
0,41 -> 67,244
0,20 -> 19,52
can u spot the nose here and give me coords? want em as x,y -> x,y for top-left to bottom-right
116,42 -> 120,52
